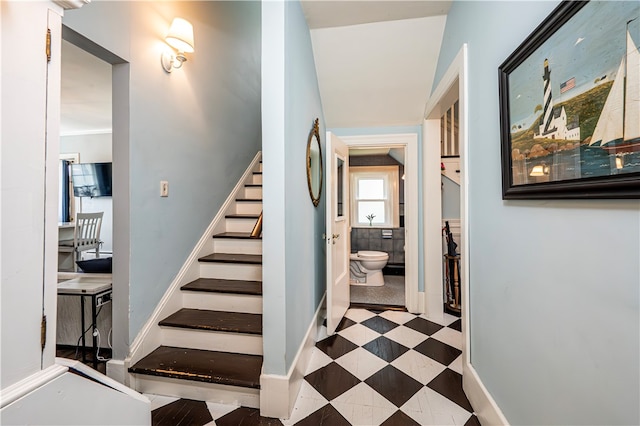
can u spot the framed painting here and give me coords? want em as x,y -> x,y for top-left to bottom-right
499,0 -> 640,199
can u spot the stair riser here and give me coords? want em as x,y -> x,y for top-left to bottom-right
213,239 -> 262,255
235,201 -> 262,215
161,328 -> 263,355
251,174 -> 262,185
225,218 -> 257,233
258,163 -> 262,173
132,375 -> 260,408
244,187 -> 262,199
182,291 -> 262,314
200,262 -> 262,281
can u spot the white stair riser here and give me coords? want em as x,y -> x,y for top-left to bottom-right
225,218 -> 257,233
182,291 -> 262,314
251,174 -> 262,185
244,186 -> 262,199
200,262 -> 262,281
213,239 -> 262,255
161,328 -> 263,355
133,375 -> 259,408
258,163 -> 262,172
235,201 -> 262,215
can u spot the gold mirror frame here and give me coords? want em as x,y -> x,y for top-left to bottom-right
306,118 -> 323,207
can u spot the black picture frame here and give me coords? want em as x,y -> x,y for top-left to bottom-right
498,0 -> 640,199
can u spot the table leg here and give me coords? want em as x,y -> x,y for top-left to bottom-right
80,295 -> 86,363
91,294 -> 98,369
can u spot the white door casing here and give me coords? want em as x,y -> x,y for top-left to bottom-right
326,132 -> 350,335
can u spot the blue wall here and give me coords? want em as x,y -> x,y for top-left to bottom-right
262,0 -> 326,375
64,1 -> 262,347
433,1 -> 639,424
331,126 -> 424,291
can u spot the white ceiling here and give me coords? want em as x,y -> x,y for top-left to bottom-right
60,1 -> 451,134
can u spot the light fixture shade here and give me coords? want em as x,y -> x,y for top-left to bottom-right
530,165 -> 545,176
166,18 -> 194,53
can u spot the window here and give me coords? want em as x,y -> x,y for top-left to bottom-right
350,166 -> 399,228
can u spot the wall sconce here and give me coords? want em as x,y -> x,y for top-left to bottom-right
161,17 -> 195,73
530,163 -> 549,177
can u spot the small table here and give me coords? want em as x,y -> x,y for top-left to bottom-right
57,276 -> 112,368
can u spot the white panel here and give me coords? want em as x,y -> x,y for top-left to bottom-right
235,201 -> 263,215
182,292 -> 262,314
244,186 -> 263,199
199,263 -> 262,281
226,218 -> 258,233
213,238 -> 262,255
160,328 -> 263,355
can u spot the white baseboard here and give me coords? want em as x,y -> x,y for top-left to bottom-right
106,359 -> 126,385
463,362 -> 509,425
260,295 -> 326,419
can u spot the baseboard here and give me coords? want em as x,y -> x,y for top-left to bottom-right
260,295 -> 326,419
126,151 -> 262,374
463,362 -> 509,425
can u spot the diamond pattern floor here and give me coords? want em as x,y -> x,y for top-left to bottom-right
147,308 -> 479,425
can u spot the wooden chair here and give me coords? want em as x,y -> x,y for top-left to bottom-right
58,212 -> 104,272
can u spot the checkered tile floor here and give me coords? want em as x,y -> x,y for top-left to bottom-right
148,308 -> 479,426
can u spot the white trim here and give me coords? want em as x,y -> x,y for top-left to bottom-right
0,364 -> 68,408
260,295 -> 326,419
125,152 -> 262,382
340,133 -> 420,313
463,363 -> 510,425
60,128 -> 112,137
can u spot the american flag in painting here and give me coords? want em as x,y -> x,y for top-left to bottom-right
560,77 -> 576,93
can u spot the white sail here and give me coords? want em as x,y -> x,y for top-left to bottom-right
589,57 -> 626,146
624,30 -> 640,141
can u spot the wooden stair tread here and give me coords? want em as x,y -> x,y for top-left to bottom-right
159,308 -> 262,335
225,214 -> 260,219
181,278 -> 262,295
212,232 -> 261,240
129,346 -> 262,388
198,253 -> 262,264
253,172 -> 262,175
236,198 -> 262,202
245,184 -> 262,187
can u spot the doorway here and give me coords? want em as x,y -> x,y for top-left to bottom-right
340,134 -> 420,313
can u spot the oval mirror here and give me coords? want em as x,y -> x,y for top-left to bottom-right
306,118 -> 323,207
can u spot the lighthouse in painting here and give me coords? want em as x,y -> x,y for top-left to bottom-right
534,59 -> 581,141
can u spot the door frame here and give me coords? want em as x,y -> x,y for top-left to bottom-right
339,133 -> 420,313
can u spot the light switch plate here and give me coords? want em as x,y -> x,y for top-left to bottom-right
160,181 -> 169,197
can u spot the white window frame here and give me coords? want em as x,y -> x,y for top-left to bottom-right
350,165 -> 399,228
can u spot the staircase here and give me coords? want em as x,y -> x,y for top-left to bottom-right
128,160 -> 264,408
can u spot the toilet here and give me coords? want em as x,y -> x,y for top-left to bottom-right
349,251 -> 389,286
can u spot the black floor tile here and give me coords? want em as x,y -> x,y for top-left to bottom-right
215,407 -> 282,426
360,316 -> 400,334
404,317 -> 444,336
305,362 -> 361,401
336,317 -> 357,332
380,410 -> 421,426
151,399 -> 212,426
362,336 -> 409,362
413,338 -> 462,366
295,404 -> 350,426
316,334 -> 359,360
365,365 -> 423,407
465,414 -> 482,426
449,318 -> 462,331
427,368 -> 474,412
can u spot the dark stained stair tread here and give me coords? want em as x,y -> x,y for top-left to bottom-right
129,346 -> 262,388
159,308 -> 262,335
181,278 -> 262,295
199,253 -> 262,264
245,184 -> 262,187
225,214 -> 260,219
236,198 -> 262,202
213,232 -> 261,240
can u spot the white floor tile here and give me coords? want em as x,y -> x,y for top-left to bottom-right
401,387 -> 472,426
337,323 -> 381,346
431,327 -> 462,350
281,380 -> 328,426
206,401 -> 239,420
331,382 -> 397,425
345,308 -> 377,323
335,347 -> 388,381
449,355 -> 463,374
305,347 -> 334,375
379,310 -> 417,324
384,324 -> 428,348
391,350 -> 446,385
144,393 -> 179,411
421,313 -> 459,327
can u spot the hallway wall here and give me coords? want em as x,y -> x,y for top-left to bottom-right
433,1 -> 640,424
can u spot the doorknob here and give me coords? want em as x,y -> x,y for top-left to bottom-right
332,233 -> 340,245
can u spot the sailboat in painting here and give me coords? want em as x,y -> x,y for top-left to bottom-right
589,22 -> 640,153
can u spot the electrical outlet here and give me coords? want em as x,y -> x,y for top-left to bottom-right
160,181 -> 169,197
